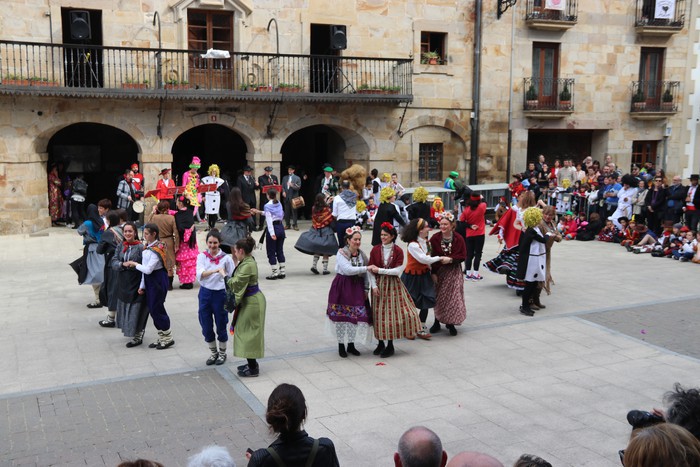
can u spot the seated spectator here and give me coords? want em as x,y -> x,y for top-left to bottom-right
446,451 -> 503,467
661,224 -> 684,257
692,232 -> 700,264
622,423 -> 700,467
513,453 -> 552,467
355,200 -> 370,230
618,218 -> 637,246
672,229 -> 697,262
557,211 -> 577,240
394,426 -> 447,467
509,174 -> 525,202
597,219 -> 618,242
576,212 -> 602,241
628,223 -> 658,253
187,445 -> 235,467
247,383 -> 340,467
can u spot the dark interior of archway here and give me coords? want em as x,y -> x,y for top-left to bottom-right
47,123 -> 138,207
171,124 -> 247,187
527,130 -> 593,164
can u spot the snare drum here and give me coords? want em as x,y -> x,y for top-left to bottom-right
132,200 -> 145,213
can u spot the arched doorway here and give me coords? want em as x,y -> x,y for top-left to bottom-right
171,124 -> 248,188
280,125 -> 354,218
47,123 -> 139,209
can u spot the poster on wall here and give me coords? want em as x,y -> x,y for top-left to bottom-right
654,0 -> 676,19
545,0 -> 566,10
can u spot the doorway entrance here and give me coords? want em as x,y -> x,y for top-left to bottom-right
527,130 -> 593,165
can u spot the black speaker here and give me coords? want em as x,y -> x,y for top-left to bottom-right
70,10 -> 91,40
330,25 -> 347,50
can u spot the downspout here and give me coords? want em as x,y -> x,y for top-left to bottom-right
505,0 -> 516,181
470,0 -> 482,185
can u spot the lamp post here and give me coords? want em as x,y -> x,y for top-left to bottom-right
267,18 -> 280,88
153,11 -> 162,89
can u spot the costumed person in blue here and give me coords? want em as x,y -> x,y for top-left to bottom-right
326,226 -> 373,358
516,207 -> 552,317
126,223 -> 175,349
295,194 -> 338,275
196,229 -> 235,365
77,203 -> 105,308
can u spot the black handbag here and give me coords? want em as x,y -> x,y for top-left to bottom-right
224,277 -> 236,313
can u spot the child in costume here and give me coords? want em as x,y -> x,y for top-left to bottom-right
597,219 -> 618,242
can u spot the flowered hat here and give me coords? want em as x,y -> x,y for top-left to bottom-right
189,156 -> 201,169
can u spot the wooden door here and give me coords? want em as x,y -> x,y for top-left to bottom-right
640,48 -> 664,106
533,43 -> 559,108
188,10 -> 234,90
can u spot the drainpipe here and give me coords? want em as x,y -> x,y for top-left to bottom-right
506,1 -> 516,182
470,0 -> 482,185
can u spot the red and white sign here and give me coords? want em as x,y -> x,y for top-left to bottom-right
545,0 -> 566,11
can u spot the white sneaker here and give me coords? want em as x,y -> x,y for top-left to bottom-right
471,273 -> 484,281
464,273 -> 473,281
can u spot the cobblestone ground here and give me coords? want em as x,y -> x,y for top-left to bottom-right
1,225 -> 699,466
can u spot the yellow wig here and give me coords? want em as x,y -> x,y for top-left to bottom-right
413,186 -> 429,203
432,197 -> 444,211
379,186 -> 396,203
522,207 -> 543,228
381,172 -> 391,182
356,200 -> 367,213
208,164 -> 220,177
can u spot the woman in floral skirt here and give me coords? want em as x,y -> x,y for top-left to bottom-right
175,196 -> 199,289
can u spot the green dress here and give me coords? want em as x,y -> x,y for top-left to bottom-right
228,256 -> 266,359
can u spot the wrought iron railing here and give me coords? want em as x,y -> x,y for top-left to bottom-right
634,0 -> 685,28
0,40 -> 413,99
525,0 -> 578,22
630,80 -> 680,112
523,77 -> 575,111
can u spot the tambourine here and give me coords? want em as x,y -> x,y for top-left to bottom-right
132,200 -> 146,213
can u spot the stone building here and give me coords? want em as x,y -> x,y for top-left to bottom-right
0,0 -> 697,234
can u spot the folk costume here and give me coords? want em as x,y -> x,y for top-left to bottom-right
202,164 -> 226,229
326,229 -> 373,355
96,224 -> 124,327
257,167 -> 279,229
220,202 -> 253,254
262,198 -> 287,279
156,168 -> 176,208
147,210 -> 179,289
77,204 -> 105,308
175,205 -> 199,288
196,248 -> 235,365
429,222 -> 467,333
368,237 -> 421,357
401,223 -> 442,339
483,206 -> 525,290
295,205 -> 338,274
228,255 -> 266,376
371,187 -> 406,246
516,208 -> 550,317
48,167 -> 63,222
136,240 -> 174,349
112,241 -> 148,346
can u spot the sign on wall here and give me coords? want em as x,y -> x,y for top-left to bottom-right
545,0 -> 566,10
655,0 -> 676,19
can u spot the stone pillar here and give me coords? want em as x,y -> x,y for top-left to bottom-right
0,152 -> 51,235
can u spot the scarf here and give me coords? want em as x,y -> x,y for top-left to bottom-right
338,245 -> 368,266
122,240 -> 141,253
204,250 -> 225,265
339,190 -> 357,208
312,207 -> 333,229
146,241 -> 167,266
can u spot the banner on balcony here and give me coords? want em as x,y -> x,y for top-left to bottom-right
545,0 -> 566,10
654,0 -> 676,19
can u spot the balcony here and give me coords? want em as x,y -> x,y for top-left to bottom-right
0,40 -> 413,104
524,0 -> 578,31
630,80 -> 680,120
634,0 -> 685,36
523,77 -> 575,119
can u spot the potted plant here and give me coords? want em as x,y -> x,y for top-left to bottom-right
3,74 -> 30,86
30,77 -> 59,87
165,79 -> 190,90
661,88 -> 674,111
632,88 -> 646,111
421,50 -> 441,65
240,82 -> 257,91
122,78 -> 149,90
385,85 -> 401,95
257,84 -> 273,92
526,84 -> 538,109
357,83 -> 381,94
278,83 -> 302,92
558,83 -> 572,109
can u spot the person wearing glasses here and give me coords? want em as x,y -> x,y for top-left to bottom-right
645,177 -> 667,233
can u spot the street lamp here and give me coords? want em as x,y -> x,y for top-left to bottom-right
153,11 -> 162,89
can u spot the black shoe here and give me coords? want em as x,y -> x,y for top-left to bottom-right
380,346 -> 395,358
534,302 -> 546,309
626,245 -> 633,252
98,319 -> 115,328
347,343 -> 361,356
126,339 -> 142,348
179,283 -> 193,289
311,267 -> 319,275
373,342 -> 385,356
206,354 -> 218,366
237,367 -> 259,377
87,302 -> 103,309
446,324 -> 457,336
277,273 -> 286,279
156,340 -> 175,350
429,320 -> 441,334
237,364 -> 249,371
266,274 -> 279,280
322,270 -> 330,275
148,342 -> 158,348
519,306 -> 535,317
215,353 -> 227,365
338,344 -> 348,358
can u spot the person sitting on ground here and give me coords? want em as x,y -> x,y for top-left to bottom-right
556,211 -> 577,239
446,451 -> 503,467
618,217 -> 636,246
187,445 -> 235,467
597,218 -> 618,242
628,223 -> 656,253
576,212 -> 603,241
672,229 -> 697,262
247,383 -> 340,466
622,423 -> 700,467
394,426 -> 447,467
512,453 -> 552,467
692,232 -> 700,264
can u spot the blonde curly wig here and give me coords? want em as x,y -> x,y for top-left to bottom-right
379,186 -> 396,203
413,186 -> 429,203
208,164 -> 220,177
522,206 -> 543,228
356,200 -> 367,213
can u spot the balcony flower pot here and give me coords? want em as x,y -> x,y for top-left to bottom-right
279,84 -> 302,92
525,84 -> 538,109
257,85 -> 273,92
558,83 -> 572,110
31,79 -> 59,87
122,82 -> 149,90
357,85 -> 382,94
661,102 -> 674,111
632,89 -> 646,111
3,78 -> 30,86
165,82 -> 190,90
661,89 -> 674,111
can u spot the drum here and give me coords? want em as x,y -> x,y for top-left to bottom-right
291,196 -> 305,209
132,200 -> 145,213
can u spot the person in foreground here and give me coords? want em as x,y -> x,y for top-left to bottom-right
228,236 -> 266,377
622,423 -> 700,466
394,426 -> 447,467
246,383 -> 340,466
446,451 -> 503,467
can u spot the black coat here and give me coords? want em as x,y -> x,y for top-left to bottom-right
406,201 -> 430,222
248,431 -> 340,467
516,227 -> 547,280
645,188 -> 667,213
237,174 -> 257,207
371,202 -> 406,245
576,220 -> 603,241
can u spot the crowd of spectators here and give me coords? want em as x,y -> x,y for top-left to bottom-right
509,155 -> 700,264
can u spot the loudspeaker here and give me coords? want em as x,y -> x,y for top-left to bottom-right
330,25 -> 347,50
70,10 -> 91,40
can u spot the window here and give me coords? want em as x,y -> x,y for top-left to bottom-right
639,47 -> 664,103
187,10 -> 234,89
419,143 -> 443,181
420,32 -> 446,64
532,42 -> 560,107
632,141 -> 658,166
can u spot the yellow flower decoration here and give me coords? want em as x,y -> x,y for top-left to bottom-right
356,200 -> 367,213
208,164 -> 220,177
522,206 -> 543,228
379,186 -> 396,203
413,186 -> 429,203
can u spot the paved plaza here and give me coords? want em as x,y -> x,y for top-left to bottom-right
1,223 -> 699,466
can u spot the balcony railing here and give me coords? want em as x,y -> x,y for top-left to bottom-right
0,40 -> 413,102
635,0 -> 685,33
630,80 -> 680,113
523,77 -> 575,113
525,0 -> 578,29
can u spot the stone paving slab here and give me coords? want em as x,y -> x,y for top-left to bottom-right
1,225 -> 700,466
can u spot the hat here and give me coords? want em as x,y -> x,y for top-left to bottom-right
565,210 -> 574,216
324,166 -> 334,172
680,226 -> 690,232
243,165 -> 253,171
673,222 -> 683,229
189,156 -> 201,169
512,173 -> 522,180
264,166 -> 273,172
471,193 -> 482,200
690,174 -> 699,181
449,171 -> 459,178
131,163 -> 139,170
160,168 -> 171,176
